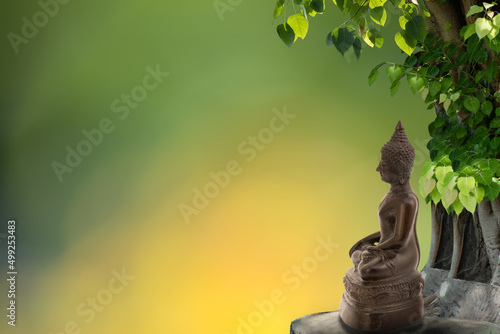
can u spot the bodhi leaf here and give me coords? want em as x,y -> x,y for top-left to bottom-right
390,80 -> 401,96
287,14 -> 309,40
274,0 -> 285,18
428,82 -> 441,98
310,0 -> 325,12
368,68 -> 379,86
464,97 -> 480,113
461,24 -> 477,41
363,28 -> 384,48
484,178 -> 500,199
395,31 -> 416,55
277,23 -> 295,47
453,196 -> 464,215
467,5 -> 484,17
353,37 -> 362,60
435,166 -> 453,183
459,192 -> 477,213
386,65 -> 403,83
444,188 -> 458,208
405,15 -> 427,41
370,6 -> 387,26
369,0 -> 387,9
457,176 -> 476,194
476,18 -> 493,39
478,159 -> 500,174
408,75 -> 425,94
331,26 -> 356,55
422,177 -> 436,195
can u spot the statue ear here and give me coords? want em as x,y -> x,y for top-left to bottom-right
397,161 -> 406,184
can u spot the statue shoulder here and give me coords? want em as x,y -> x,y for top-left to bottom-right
401,192 -> 419,209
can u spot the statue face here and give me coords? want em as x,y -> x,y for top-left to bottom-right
376,156 -> 400,184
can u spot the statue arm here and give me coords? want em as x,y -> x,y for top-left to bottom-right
349,231 -> 381,257
377,198 -> 417,251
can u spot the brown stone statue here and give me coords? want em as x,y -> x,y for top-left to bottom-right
339,121 -> 424,332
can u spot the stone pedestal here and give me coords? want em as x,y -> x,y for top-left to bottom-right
339,268 -> 424,332
290,311 -> 500,334
422,267 -> 500,324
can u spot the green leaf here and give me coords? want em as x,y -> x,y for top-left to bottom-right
274,0 -> 285,18
493,14 -> 500,29
442,172 -> 458,189
475,186 -> 486,202
456,52 -> 469,65
468,34 -> 485,62
428,81 -> 442,98
439,93 -> 448,104
475,169 -> 493,184
482,101 -> 493,115
467,5 -> 484,18
331,26 -> 355,55
456,127 -> 467,138
386,65 -> 404,83
476,18 -> 493,39
453,196 -> 464,215
370,6 -> 387,26
478,159 -> 500,174
421,87 -> 429,100
428,65 -> 440,77
287,14 -> 309,40
369,0 -> 387,9
422,177 -> 437,196
390,80 -> 401,96
484,2 -> 496,10
457,176 -> 476,193
353,37 -> 362,60
464,97 -> 480,113
491,118 -> 500,128
277,23 -> 295,47
408,75 -> 425,94
294,0 -> 302,4
444,99 -> 452,111
450,92 -> 460,102
436,166 -> 454,183
399,15 -> 409,30
431,186 -> 441,204
405,15 -> 427,41
486,60 -> 498,82
395,31 -> 416,56
461,24 -> 477,41
459,192 -> 477,213
491,137 -> 500,150
310,0 -> 325,12
442,187 -> 458,209
421,161 -> 436,178
484,177 -> 500,199
446,44 -> 458,58
368,68 -> 379,86
441,77 -> 454,91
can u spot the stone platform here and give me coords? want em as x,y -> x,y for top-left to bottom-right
290,311 -> 500,333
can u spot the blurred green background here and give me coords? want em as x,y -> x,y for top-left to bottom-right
0,1 -> 434,333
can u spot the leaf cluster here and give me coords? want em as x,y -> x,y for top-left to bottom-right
273,0 -> 500,215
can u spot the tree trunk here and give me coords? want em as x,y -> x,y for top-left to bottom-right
422,200 -> 500,324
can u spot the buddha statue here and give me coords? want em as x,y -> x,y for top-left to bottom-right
339,121 -> 424,332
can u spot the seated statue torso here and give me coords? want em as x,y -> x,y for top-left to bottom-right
351,190 -> 419,281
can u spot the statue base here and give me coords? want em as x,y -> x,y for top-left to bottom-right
339,268 -> 424,332
290,311 -> 500,333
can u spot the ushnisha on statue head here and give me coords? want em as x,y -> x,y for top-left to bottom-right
376,120 -> 415,186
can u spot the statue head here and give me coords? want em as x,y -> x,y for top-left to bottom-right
376,121 -> 415,185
